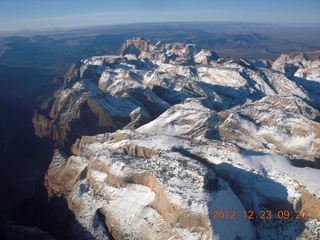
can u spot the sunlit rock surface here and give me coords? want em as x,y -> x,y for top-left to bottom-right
41,39 -> 320,239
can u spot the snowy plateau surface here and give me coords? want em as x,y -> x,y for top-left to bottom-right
41,38 -> 320,239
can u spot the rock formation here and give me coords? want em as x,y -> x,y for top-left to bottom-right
37,38 -> 320,239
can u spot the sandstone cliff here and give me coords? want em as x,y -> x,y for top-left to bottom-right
40,38 -> 320,239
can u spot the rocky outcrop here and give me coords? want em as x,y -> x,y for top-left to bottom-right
46,130 -> 256,240
118,37 -> 150,56
40,38 -> 320,239
272,52 -> 320,110
219,95 -> 320,160
34,80 -> 125,149
137,99 -> 221,139
32,112 -> 54,139
194,49 -> 219,65
271,52 -> 320,80
46,126 -> 320,239
33,78 -> 170,149
301,189 -> 320,220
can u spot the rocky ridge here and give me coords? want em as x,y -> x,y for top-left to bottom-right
37,38 -> 320,239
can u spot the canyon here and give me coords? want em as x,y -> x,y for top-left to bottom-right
33,38 -> 320,239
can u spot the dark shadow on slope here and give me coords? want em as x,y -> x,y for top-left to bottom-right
150,75 -> 254,111
97,209 -> 116,240
240,70 -> 270,99
152,85 -> 189,105
290,157 -> 320,170
215,162 -> 306,240
0,97 -> 55,239
216,162 -> 292,212
48,76 -> 173,152
292,76 -> 320,112
197,82 -> 263,111
125,86 -> 170,118
171,147 -> 306,239
0,65 -> 99,239
171,146 -> 213,169
6,186 -> 97,240
0,64 -> 56,103
239,149 -> 266,156
3,157 -> 114,240
152,80 -> 266,112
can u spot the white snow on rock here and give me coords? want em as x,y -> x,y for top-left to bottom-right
137,99 -> 220,138
43,38 -> 320,239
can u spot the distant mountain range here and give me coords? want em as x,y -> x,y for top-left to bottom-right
1,22 -> 320,74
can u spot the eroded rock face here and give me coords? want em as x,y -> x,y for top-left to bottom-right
36,38 -> 319,150
272,52 -> 320,110
118,37 -> 150,56
41,38 -> 320,239
219,95 -> 320,160
137,99 -> 221,139
301,189 -> 320,220
46,131 -> 256,240
32,112 -> 54,139
46,127 -> 320,239
33,78 -> 170,149
194,49 -> 219,65
34,80 -> 125,149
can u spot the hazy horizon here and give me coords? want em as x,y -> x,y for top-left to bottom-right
0,0 -> 319,32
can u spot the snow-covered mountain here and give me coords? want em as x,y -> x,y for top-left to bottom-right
36,38 -> 320,239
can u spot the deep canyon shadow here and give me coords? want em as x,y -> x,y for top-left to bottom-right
172,147 -> 306,239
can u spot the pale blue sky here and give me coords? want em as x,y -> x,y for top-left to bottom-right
0,0 -> 319,31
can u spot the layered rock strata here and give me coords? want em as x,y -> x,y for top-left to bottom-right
40,39 -> 320,239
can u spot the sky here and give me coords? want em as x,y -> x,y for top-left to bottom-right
0,0 -> 319,31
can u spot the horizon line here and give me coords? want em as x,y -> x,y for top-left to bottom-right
1,20 -> 319,35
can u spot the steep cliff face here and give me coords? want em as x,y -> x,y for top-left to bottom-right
33,78 -> 170,149
118,37 -> 150,56
33,80 -> 124,149
45,131 -> 256,240
45,128 -> 320,239
273,51 -> 320,110
40,38 -> 320,239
